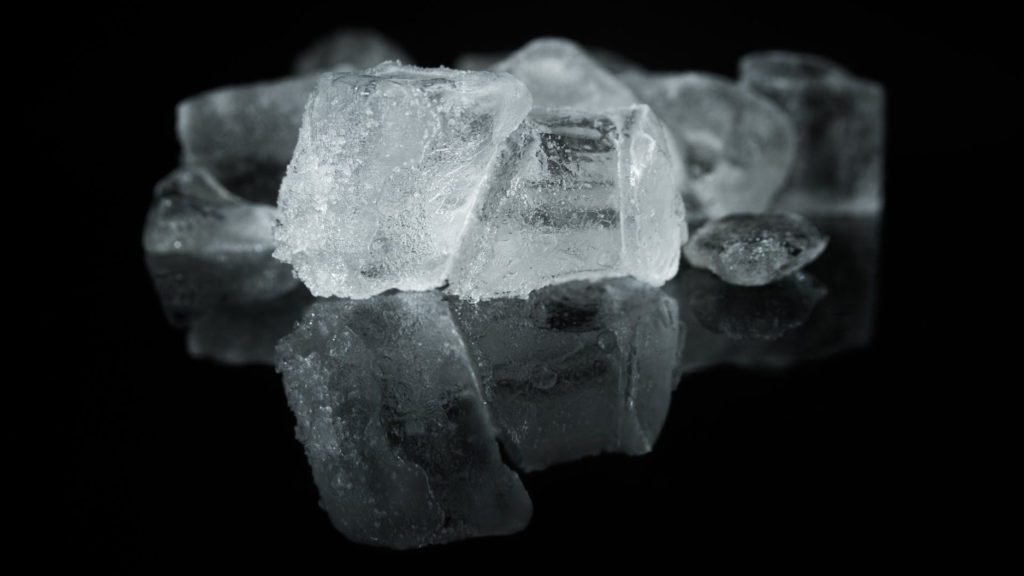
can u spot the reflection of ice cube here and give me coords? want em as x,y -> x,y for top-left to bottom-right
450,278 -> 685,472
274,63 -> 532,299
622,72 -> 796,219
276,292 -> 531,549
740,51 -> 885,215
448,106 -> 686,300
176,75 -> 317,204
143,167 -> 297,326
494,37 -> 638,111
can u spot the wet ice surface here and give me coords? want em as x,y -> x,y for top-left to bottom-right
147,35 -> 886,549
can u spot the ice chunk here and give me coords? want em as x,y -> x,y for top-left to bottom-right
493,38 -> 638,110
186,287 -> 313,365
292,28 -> 412,74
450,278 -> 685,471
177,74 -> 317,203
682,269 -> 826,340
683,213 -> 827,286
276,292 -> 532,549
739,51 -> 885,214
143,167 -> 298,326
448,105 -> 686,300
274,63 -> 533,299
456,45 -> 641,74
622,72 -> 796,219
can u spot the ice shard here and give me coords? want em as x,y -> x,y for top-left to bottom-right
683,213 -> 827,286
449,278 -> 685,472
493,37 -> 638,111
143,167 -> 298,326
622,72 -> 796,219
274,63 -> 532,299
739,51 -> 885,214
276,292 -> 532,549
447,105 -> 686,300
292,28 -> 412,74
176,74 -> 318,204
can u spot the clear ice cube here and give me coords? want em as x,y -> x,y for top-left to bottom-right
447,105 -> 686,300
273,63 -> 533,299
143,167 -> 298,325
275,292 -> 532,548
683,213 -> 828,287
176,74 -> 317,204
622,71 -> 796,220
449,278 -> 685,471
493,37 -> 639,111
739,51 -> 885,214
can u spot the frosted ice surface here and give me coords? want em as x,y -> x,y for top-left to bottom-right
493,38 -> 639,111
276,292 -> 532,549
739,51 -> 885,214
177,74 -> 317,203
622,72 -> 796,220
447,105 -> 686,300
186,287 -> 313,366
143,167 -> 298,325
274,63 -> 532,299
450,278 -> 685,472
683,213 -> 828,287
682,269 -> 826,340
292,28 -> 412,74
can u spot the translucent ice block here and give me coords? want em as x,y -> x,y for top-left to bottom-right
273,63 -> 532,299
447,105 -> 686,300
739,51 -> 885,214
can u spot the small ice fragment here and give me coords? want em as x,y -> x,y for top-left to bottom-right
276,292 -> 532,549
176,74 -> 318,204
493,37 -> 638,110
447,105 -> 686,300
739,51 -> 885,215
622,71 -> 796,220
273,63 -> 532,299
683,269 -> 826,340
143,167 -> 298,325
683,213 -> 827,286
292,28 -> 413,74
449,278 -> 685,472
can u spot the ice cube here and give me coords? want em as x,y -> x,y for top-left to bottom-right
456,45 -> 641,74
273,63 -> 532,299
276,292 -> 532,548
292,28 -> 412,74
449,278 -> 685,471
739,51 -> 885,214
176,74 -> 317,203
143,167 -> 298,326
683,213 -> 827,286
493,37 -> 638,110
447,105 -> 686,300
622,72 -> 796,220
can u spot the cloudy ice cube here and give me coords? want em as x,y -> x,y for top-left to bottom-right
143,167 -> 298,325
622,72 -> 796,220
177,74 -> 317,203
739,51 -> 885,214
448,106 -> 686,300
456,45 -> 640,74
683,213 -> 828,287
292,28 -> 412,74
450,278 -> 685,472
274,63 -> 532,299
493,37 -> 638,111
276,292 -> 531,548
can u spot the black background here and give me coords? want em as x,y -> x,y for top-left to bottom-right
77,2 -> 979,568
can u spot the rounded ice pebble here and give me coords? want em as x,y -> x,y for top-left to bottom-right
683,213 -> 828,286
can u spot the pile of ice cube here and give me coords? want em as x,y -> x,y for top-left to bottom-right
142,29 -> 885,548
